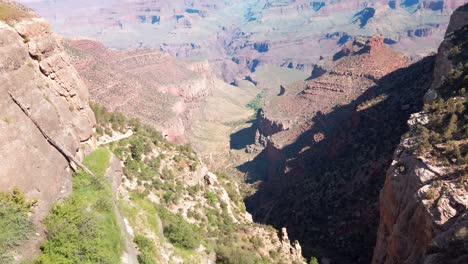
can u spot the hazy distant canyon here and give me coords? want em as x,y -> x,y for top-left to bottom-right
19,0 -> 466,83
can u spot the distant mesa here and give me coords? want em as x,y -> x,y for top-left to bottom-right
363,35 -> 385,54
16,0 -> 465,82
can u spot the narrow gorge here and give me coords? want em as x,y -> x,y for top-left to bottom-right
1,1 -> 467,264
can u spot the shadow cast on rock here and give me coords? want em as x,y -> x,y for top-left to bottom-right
242,56 -> 436,263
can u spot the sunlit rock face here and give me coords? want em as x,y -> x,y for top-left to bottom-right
18,0 -> 465,82
0,0 -> 95,226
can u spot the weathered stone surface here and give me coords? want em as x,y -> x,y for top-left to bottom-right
0,4 -> 95,222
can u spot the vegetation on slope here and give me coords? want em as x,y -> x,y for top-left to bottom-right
34,148 -> 124,264
0,188 -> 35,263
246,92 -> 265,112
92,103 -> 299,264
417,25 -> 467,183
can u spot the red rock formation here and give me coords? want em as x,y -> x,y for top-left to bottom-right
256,36 -> 410,150
67,39 -> 215,143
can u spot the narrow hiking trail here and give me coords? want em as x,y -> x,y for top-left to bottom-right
98,130 -> 134,146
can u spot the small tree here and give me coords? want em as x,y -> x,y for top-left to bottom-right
310,257 -> 319,264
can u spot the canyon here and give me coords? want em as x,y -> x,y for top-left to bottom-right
19,0 -> 466,83
1,0 -> 467,264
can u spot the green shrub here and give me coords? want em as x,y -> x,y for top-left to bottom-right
134,235 -> 156,264
34,148 -> 123,264
158,207 -> 202,250
0,188 -> 34,262
130,137 -> 151,161
215,244 -> 262,264
206,191 -> 218,206
309,257 -> 319,264
246,92 -> 264,111
250,236 -> 264,249
161,166 -> 174,180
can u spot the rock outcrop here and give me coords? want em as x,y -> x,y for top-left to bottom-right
255,35 -> 410,149
372,5 -> 468,263
0,0 -> 95,219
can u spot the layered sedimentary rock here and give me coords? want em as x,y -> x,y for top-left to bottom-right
67,39 -> 214,144
0,0 -> 95,217
373,5 -> 468,263
256,35 -> 410,149
19,0 -> 466,82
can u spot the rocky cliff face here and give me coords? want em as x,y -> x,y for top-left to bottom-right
373,5 -> 468,263
0,0 -> 95,219
244,34 -> 438,263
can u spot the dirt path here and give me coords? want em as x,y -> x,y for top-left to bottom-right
98,130 -> 133,146
106,155 -> 139,264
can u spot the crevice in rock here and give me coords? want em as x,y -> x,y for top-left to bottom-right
8,91 -> 95,178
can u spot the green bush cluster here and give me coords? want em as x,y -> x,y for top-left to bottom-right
134,235 -> 157,264
205,191 -> 218,206
0,188 -> 35,262
158,207 -> 202,250
215,244 -> 265,264
246,92 -> 264,111
91,102 -> 128,135
34,148 -> 124,264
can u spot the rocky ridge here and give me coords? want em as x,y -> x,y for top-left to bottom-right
373,4 -> 468,263
66,39 -> 214,144
66,38 -> 259,158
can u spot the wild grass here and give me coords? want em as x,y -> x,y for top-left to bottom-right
0,188 -> 35,263
118,194 -> 164,263
34,148 -> 124,264
134,235 -> 157,264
